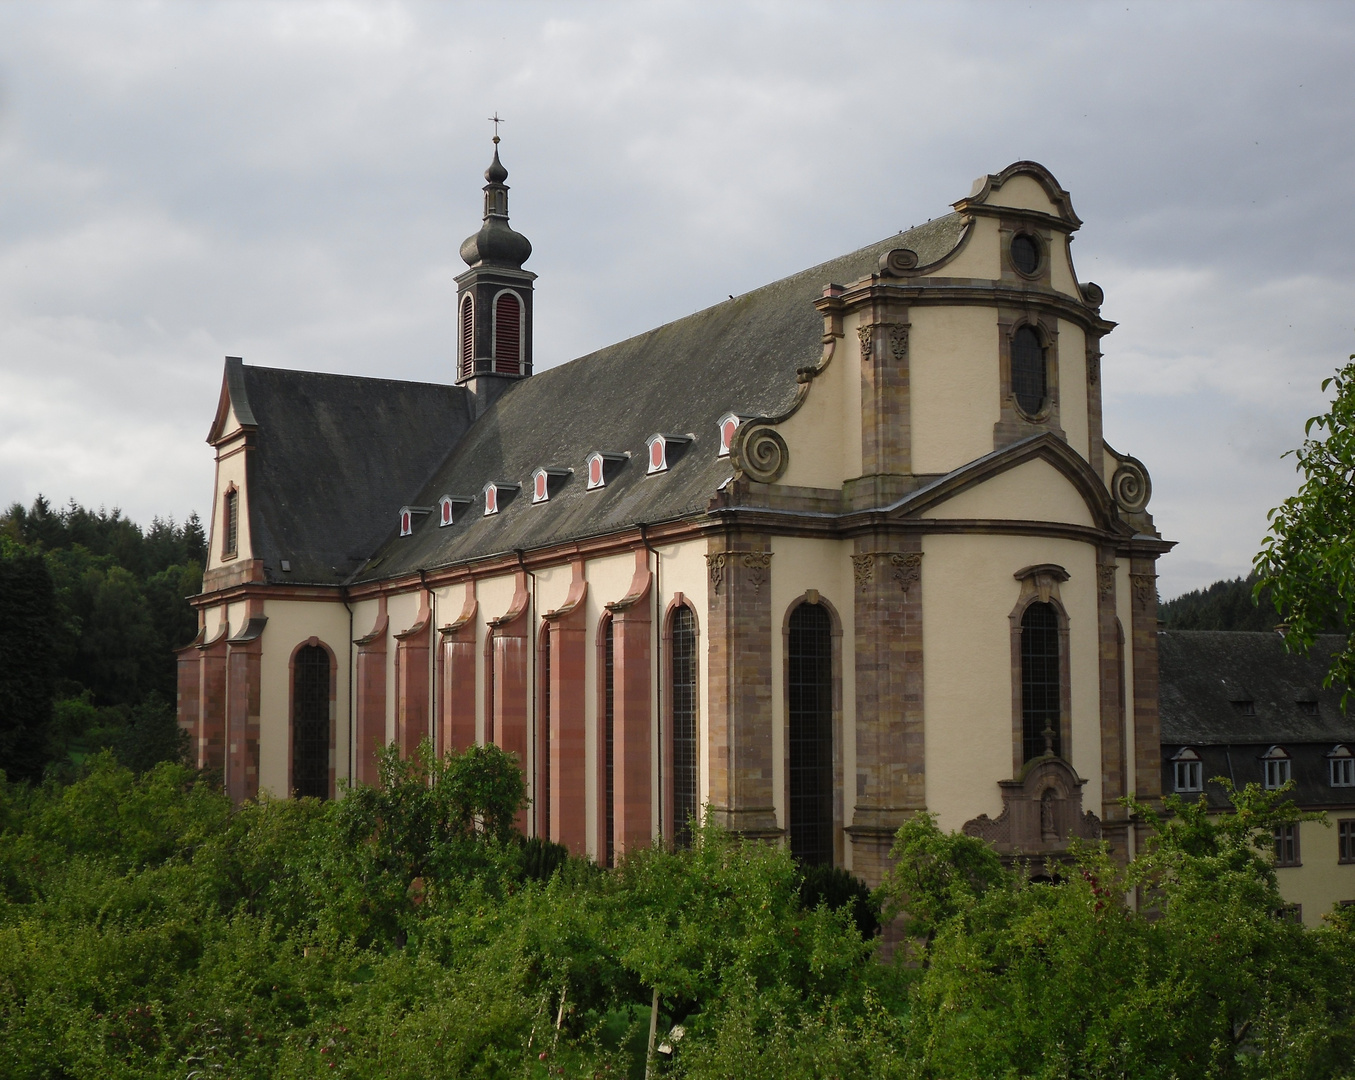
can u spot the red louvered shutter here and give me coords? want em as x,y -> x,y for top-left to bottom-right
494,293 -> 521,374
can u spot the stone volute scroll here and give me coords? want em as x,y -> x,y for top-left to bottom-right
729,423 -> 789,484
1110,454 -> 1151,515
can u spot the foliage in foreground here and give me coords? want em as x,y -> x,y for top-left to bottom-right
1,750 -> 1353,1079
1255,355 -> 1355,700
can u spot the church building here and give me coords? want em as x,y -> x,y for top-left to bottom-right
177,147 -> 1170,885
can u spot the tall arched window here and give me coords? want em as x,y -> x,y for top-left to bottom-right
788,603 -> 833,866
1021,601 -> 1061,762
538,623 -> 551,839
494,292 -> 521,374
670,605 -> 698,848
293,644 -> 330,799
1011,325 -> 1047,416
602,615 -> 615,868
222,487 -> 238,558
459,295 -> 474,380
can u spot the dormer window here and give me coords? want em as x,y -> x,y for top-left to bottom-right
398,505 -> 432,536
438,495 -> 473,527
717,413 -> 744,457
1172,747 -> 1203,793
1297,698 -> 1319,716
531,468 -> 570,504
1330,745 -> 1355,788
1262,746 -> 1291,789
482,481 -> 520,516
1231,699 -> 1256,716
646,433 -> 693,475
585,451 -> 628,490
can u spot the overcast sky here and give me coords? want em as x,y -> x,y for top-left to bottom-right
1,1 -> 1351,600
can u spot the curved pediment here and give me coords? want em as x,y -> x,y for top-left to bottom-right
888,433 -> 1124,534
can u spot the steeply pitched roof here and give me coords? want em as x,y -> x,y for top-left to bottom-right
1159,630 -> 1354,745
355,214 -> 968,581
240,366 -> 472,584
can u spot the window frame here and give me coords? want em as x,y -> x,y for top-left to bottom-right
1173,747 -> 1204,793
1262,746 -> 1292,790
492,289 -> 524,375
1273,823 -> 1301,867
288,638 -> 336,801
1339,819 -> 1355,864
664,598 -> 700,850
1330,745 -> 1355,788
783,595 -> 842,867
458,294 -> 474,380
221,485 -> 239,559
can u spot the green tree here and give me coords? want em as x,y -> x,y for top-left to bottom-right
1255,356 -> 1355,699
0,540 -> 57,782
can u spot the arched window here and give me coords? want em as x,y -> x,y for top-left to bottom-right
1011,325 -> 1047,416
670,605 -> 698,848
494,292 -> 521,374
1021,601 -> 1061,763
602,615 -> 615,867
788,603 -> 833,865
459,294 -> 475,380
293,644 -> 330,799
222,487 -> 238,558
538,623 -> 551,839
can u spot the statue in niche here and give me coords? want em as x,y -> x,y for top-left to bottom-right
1040,788 -> 1058,842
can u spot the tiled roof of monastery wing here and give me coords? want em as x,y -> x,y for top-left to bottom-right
241,366 -> 472,584
355,214 -> 968,581
1158,630 -> 1354,745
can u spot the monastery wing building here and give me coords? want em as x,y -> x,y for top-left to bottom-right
179,149 -> 1172,885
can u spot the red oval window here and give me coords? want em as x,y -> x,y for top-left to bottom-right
535,473 -> 547,500
441,502 -> 451,525
401,511 -> 411,534
486,487 -> 497,513
589,457 -> 602,486
650,440 -> 664,470
722,418 -> 738,452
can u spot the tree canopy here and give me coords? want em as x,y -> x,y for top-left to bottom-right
1255,356 -> 1355,699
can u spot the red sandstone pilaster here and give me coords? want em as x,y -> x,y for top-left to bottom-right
353,599 -> 389,788
225,605 -> 266,804
544,563 -> 588,854
608,550 -> 653,855
489,572 -> 531,831
438,589 -> 478,755
394,595 -> 432,758
197,622 -> 229,773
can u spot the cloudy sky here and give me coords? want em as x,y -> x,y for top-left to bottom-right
0,1 -> 1351,599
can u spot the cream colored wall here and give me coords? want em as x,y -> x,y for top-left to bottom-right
1056,320 -> 1090,463
769,536 -> 856,867
206,443 -> 252,571
655,538 -> 710,835
256,599 -> 351,799
1275,817 -> 1355,927
1049,235 -> 1081,300
921,533 -> 1102,832
935,214 -> 999,280
921,457 -> 1094,528
775,312 -> 862,490
909,305 -> 1002,475
983,174 -> 1059,215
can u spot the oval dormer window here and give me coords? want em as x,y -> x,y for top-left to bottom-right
1011,232 -> 1041,276
588,455 -> 604,488
1011,325 -> 1047,417
494,292 -> 521,375
400,509 -> 412,537
484,485 -> 498,515
649,438 -> 666,473
718,413 -> 741,457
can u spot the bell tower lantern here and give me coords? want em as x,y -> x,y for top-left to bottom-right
455,130 -> 535,414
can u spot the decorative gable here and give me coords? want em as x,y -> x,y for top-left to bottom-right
482,480 -> 520,516
645,433 -> 693,475
585,451 -> 628,490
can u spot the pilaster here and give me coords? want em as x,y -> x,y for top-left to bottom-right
545,563 -> 589,854
438,590 -> 478,755
394,595 -> 432,757
225,605 -> 266,804
353,599 -> 388,787
489,572 -> 531,831
1097,553 -> 1129,860
705,534 -> 778,837
607,551 -> 653,855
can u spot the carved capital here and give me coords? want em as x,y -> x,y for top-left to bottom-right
706,552 -> 727,596
887,323 -> 909,361
851,553 -> 874,591
889,552 -> 922,594
1096,564 -> 1116,599
741,551 -> 773,594
1130,573 -> 1156,608
856,323 -> 873,361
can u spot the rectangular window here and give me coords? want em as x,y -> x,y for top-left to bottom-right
1340,820 -> 1355,864
222,488 -> 238,558
1174,760 -> 1203,793
1264,758 -> 1291,789
1273,824 -> 1301,867
1332,758 -> 1355,787
1278,903 -> 1302,924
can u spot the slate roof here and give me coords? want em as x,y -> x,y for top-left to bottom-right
1158,631 -> 1353,745
1159,631 -> 1355,809
239,366 -> 472,584
352,214 -> 968,581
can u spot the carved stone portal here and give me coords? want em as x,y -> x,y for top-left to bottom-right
962,755 -> 1101,860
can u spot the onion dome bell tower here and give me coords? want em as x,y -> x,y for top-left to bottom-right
455,133 -> 535,414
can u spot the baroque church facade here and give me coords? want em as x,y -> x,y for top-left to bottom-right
177,148 -> 1169,885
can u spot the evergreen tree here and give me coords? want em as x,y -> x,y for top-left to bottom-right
0,541 -> 57,781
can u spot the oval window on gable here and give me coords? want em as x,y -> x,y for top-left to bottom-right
1011,325 -> 1047,417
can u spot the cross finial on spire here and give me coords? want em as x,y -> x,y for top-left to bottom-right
489,112 -> 503,144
